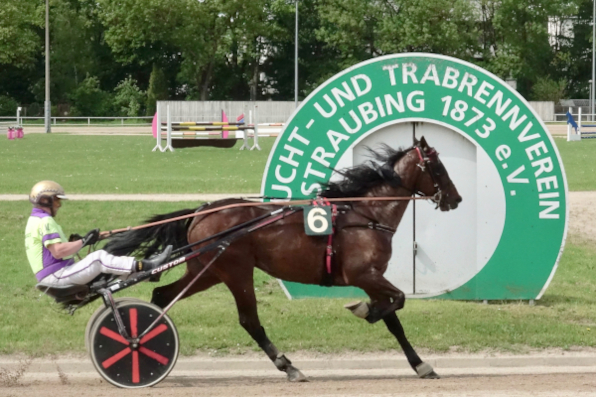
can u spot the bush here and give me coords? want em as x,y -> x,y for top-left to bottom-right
531,77 -> 567,103
69,76 -> 113,116
114,77 -> 146,117
0,96 -> 18,116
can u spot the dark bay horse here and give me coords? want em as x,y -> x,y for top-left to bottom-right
105,136 -> 462,381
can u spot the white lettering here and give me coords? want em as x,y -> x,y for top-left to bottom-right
331,82 -> 356,107
275,165 -> 296,184
473,81 -> 494,104
507,165 -> 530,184
311,147 -> 335,167
314,94 -> 337,118
351,74 -> 372,96
279,144 -> 304,167
525,141 -> 548,161
442,67 -> 460,89
407,91 -> 425,112
358,102 -> 378,124
420,64 -> 441,85
402,63 -> 418,84
458,72 -> 478,96
339,110 -> 363,134
327,130 -> 350,152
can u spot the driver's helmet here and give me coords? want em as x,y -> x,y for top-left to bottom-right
29,181 -> 68,205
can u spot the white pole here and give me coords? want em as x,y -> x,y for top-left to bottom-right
579,106 -> 583,138
567,106 -> 571,141
294,0 -> 299,109
152,102 -> 163,152
590,0 -> 596,121
44,0 -> 51,133
17,107 -> 22,127
251,104 -> 261,151
239,109 -> 251,150
165,104 -> 174,152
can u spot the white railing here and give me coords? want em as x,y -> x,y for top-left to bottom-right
0,116 -> 153,126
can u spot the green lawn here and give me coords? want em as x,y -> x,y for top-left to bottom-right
0,134 -> 595,194
0,134 -> 275,194
1,201 -> 596,355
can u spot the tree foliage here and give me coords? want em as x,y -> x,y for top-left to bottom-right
1,0 -> 593,115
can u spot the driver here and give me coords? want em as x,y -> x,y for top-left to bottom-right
25,181 -> 172,287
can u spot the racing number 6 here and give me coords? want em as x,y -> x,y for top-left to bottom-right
307,208 -> 329,234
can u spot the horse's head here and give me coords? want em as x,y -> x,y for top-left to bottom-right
408,137 -> 462,212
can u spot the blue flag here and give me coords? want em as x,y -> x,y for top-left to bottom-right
566,111 -> 578,132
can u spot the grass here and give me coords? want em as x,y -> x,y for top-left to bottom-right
0,134 -> 595,194
1,200 -> 596,356
554,139 -> 596,191
0,134 -> 595,356
0,134 -> 275,194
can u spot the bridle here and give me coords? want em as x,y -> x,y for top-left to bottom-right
413,145 -> 444,208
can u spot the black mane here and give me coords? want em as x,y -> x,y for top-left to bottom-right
321,144 -> 409,198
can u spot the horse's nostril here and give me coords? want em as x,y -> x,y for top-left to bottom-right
456,196 -> 462,203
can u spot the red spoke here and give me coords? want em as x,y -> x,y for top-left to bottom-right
102,347 -> 131,369
139,324 -> 168,344
139,347 -> 169,366
130,308 -> 138,338
100,326 -> 129,345
132,351 -> 140,383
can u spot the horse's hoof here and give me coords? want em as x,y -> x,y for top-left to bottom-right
287,366 -> 308,382
344,301 -> 369,319
416,362 -> 440,379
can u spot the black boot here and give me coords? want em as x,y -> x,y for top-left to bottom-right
135,245 -> 173,272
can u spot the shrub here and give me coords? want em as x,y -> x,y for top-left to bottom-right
69,76 -> 113,116
0,96 -> 18,116
114,77 -> 146,117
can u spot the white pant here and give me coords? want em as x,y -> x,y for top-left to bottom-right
40,250 -> 135,286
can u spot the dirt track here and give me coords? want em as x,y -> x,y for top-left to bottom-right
3,371 -> 596,397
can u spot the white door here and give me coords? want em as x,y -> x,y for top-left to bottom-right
335,119 -> 505,297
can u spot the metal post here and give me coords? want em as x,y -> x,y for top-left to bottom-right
239,109 -> 250,150
165,105 -> 174,152
251,104 -> 261,151
590,80 -> 593,122
152,103 -> 164,152
294,0 -> 299,109
17,107 -> 21,127
44,0 -> 51,133
590,0 -> 596,121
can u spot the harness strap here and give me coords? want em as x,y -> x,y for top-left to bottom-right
341,222 -> 396,234
326,204 -> 338,275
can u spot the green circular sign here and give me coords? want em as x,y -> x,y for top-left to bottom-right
261,53 -> 568,300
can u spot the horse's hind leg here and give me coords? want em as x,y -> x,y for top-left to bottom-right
151,259 -> 222,308
383,312 -> 440,379
222,269 -> 307,382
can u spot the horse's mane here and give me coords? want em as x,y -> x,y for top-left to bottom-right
321,144 -> 409,198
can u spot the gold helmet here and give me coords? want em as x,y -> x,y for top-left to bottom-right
30,181 -> 68,205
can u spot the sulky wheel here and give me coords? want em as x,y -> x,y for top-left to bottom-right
85,298 -> 146,353
88,300 -> 179,388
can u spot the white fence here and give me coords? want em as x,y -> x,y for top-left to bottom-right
0,116 -> 153,126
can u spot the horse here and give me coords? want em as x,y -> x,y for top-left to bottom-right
104,136 -> 462,381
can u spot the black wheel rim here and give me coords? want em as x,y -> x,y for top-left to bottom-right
90,302 -> 178,388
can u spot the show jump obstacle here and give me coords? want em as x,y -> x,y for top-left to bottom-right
566,107 -> 596,141
152,102 -> 285,152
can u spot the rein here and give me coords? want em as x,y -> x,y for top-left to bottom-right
99,195 -> 435,239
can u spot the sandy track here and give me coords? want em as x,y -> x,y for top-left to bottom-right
3,371 -> 596,397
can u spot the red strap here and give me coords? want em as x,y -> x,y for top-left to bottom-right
326,204 -> 337,275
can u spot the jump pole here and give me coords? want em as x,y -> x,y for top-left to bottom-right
165,105 -> 174,152
152,105 -> 165,152
251,104 -> 261,151
579,107 -> 582,139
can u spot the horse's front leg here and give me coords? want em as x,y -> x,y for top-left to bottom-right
346,272 -> 439,379
221,264 -> 307,382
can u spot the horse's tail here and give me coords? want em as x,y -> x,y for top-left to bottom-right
103,205 -> 206,259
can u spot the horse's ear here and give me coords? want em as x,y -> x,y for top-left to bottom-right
420,136 -> 429,150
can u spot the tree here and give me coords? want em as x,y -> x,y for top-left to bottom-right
0,0 -> 42,68
146,65 -> 169,115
